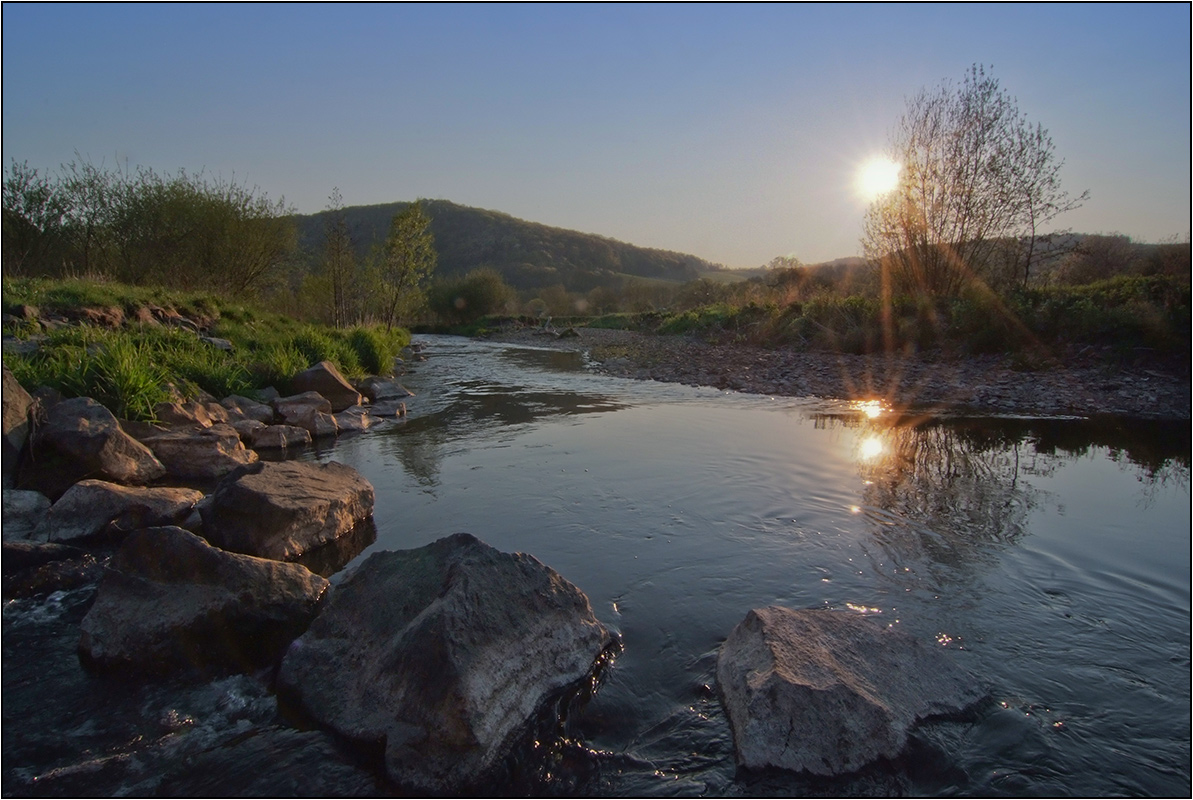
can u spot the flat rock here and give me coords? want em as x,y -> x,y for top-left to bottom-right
277,532 -> 614,794
200,461 -> 374,561
290,361 -> 362,412
78,526 -> 329,677
250,424 -> 312,450
716,606 -> 984,776
356,376 -> 413,402
36,479 -> 203,544
19,397 -> 166,499
333,405 -> 373,433
140,423 -> 259,479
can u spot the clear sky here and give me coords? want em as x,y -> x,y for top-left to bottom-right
3,3 -> 1189,268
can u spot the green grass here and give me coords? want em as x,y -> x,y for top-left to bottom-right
3,278 -> 412,420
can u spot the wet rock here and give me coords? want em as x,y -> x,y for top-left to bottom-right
333,405 -> 373,433
19,397 -> 166,499
2,540 -> 104,598
356,376 -> 413,402
716,606 -> 984,776
290,361 -> 362,412
249,424 -> 312,451
36,479 -> 203,545
2,367 -> 34,486
278,532 -> 614,794
221,394 -> 275,424
140,423 -> 259,480
369,399 -> 407,418
78,526 -> 329,677
2,489 -> 52,541
200,461 -> 374,561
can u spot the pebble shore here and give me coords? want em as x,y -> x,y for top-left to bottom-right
484,326 -> 1191,420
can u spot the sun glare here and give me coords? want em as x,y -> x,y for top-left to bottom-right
856,157 -> 901,201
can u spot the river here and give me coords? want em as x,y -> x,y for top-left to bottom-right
3,335 -> 1189,796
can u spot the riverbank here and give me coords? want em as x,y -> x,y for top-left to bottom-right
484,326 -> 1191,420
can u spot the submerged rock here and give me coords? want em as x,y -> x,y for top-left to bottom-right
19,397 -> 166,499
277,532 -> 614,794
78,526 -> 329,677
200,461 -> 374,561
2,540 -> 105,598
716,606 -> 984,776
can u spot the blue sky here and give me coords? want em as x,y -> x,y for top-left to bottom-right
3,3 -> 1189,267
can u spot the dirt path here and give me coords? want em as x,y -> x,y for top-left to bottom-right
482,325 -> 1191,420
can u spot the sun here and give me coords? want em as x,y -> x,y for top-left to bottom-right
856,156 -> 901,201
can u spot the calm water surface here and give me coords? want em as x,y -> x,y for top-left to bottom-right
4,335 -> 1189,796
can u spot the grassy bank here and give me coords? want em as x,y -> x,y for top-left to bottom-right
2,278 -> 410,420
499,274 -> 1190,364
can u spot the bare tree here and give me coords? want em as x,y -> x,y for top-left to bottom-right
863,65 -> 1087,298
321,188 -> 355,327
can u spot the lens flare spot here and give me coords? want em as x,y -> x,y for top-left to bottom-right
859,436 -> 884,460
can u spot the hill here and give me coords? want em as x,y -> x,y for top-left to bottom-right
292,200 -> 720,292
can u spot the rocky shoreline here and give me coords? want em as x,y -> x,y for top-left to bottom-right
485,325 -> 1191,420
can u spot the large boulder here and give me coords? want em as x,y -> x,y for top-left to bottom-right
277,533 -> 615,794
139,423 -> 259,479
200,461 -> 374,561
289,361 -> 362,412
19,397 -> 166,499
78,526 -> 329,677
2,367 -> 34,487
36,479 -> 204,544
716,606 -> 985,776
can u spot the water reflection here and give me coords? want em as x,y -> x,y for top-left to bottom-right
377,383 -> 624,488
817,412 -> 1190,577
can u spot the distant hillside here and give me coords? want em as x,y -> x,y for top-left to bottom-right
292,199 -> 718,292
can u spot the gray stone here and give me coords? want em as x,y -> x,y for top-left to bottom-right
153,401 -> 214,428
369,399 -> 407,418
2,489 -> 51,541
19,397 -> 166,499
221,394 -> 275,424
140,423 -> 258,479
716,606 -> 984,776
250,424 -> 312,450
2,367 -> 34,487
290,361 -> 362,412
78,526 -> 329,677
230,418 -> 267,442
2,540 -> 104,598
333,405 -> 373,433
278,532 -> 614,794
200,461 -> 374,561
199,336 -> 234,351
356,376 -> 413,402
274,392 -> 339,438
36,479 -> 203,544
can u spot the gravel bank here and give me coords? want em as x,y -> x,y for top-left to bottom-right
483,326 -> 1191,420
